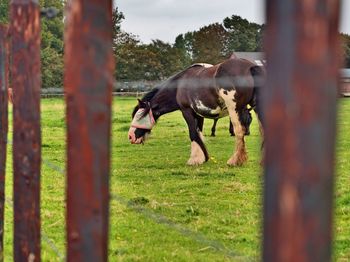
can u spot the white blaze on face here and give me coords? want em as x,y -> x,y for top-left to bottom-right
128,126 -> 137,143
131,108 -> 155,130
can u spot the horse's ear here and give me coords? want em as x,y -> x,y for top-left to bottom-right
137,99 -> 144,107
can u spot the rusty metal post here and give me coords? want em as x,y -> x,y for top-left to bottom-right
10,1 -> 41,261
0,24 -> 9,262
263,0 -> 341,261
64,0 -> 114,261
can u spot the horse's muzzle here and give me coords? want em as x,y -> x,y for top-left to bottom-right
129,136 -> 144,144
128,127 -> 144,144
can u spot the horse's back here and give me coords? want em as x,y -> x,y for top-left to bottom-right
175,64 -> 225,118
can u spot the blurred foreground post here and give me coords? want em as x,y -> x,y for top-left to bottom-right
0,24 -> 9,262
263,0 -> 341,261
10,0 -> 42,260
65,0 -> 114,261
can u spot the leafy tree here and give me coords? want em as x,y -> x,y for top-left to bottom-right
115,36 -> 148,80
129,45 -> 163,80
341,33 -> 350,67
192,23 -> 229,64
112,6 -> 149,80
112,6 -> 125,43
174,34 -> 192,67
256,24 -> 265,51
0,0 -> 9,24
115,37 -> 187,81
0,0 -> 64,88
113,8 -> 184,80
223,15 -> 263,52
148,39 -> 186,78
39,0 -> 64,88
41,46 -> 63,88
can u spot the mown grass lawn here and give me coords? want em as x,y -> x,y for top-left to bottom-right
3,97 -> 350,261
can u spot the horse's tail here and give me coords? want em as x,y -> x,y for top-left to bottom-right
249,65 -> 265,124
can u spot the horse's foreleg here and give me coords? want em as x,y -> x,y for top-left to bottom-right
182,110 -> 208,165
196,116 -> 205,142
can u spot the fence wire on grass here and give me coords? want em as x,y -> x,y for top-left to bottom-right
45,158 -> 253,260
112,194 -> 253,261
3,136 -> 254,261
3,197 -> 65,261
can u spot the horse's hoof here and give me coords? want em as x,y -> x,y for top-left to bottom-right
227,159 -> 242,166
187,158 -> 205,166
188,141 -> 206,165
227,155 -> 247,166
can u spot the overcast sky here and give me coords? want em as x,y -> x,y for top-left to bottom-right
116,0 -> 350,44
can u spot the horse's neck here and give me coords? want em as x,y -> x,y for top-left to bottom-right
152,87 -> 179,115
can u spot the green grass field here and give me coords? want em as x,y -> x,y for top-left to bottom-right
3,97 -> 350,261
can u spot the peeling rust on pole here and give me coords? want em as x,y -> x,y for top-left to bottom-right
263,0 -> 341,261
64,0 -> 114,261
0,24 -> 9,262
10,0 -> 41,261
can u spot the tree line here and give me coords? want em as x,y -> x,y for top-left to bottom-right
113,7 -> 264,81
1,2 -> 350,88
1,0 -> 64,88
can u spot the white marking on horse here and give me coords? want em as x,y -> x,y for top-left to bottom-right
219,89 -> 239,126
255,60 -> 264,66
193,99 -> 222,116
219,89 -> 236,107
187,141 -> 206,165
192,63 -> 213,68
218,88 -> 248,166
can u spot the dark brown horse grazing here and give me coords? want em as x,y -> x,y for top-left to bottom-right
128,56 -> 265,166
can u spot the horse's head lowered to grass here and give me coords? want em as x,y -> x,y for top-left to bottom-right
128,78 -> 180,145
128,99 -> 156,144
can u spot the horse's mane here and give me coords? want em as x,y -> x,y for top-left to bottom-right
132,64 -> 209,118
142,65 -> 198,99
140,88 -> 160,102
157,66 -> 194,88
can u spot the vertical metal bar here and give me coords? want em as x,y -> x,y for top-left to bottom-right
10,0 -> 41,261
64,0 -> 114,261
0,24 -> 9,262
263,0 -> 341,261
